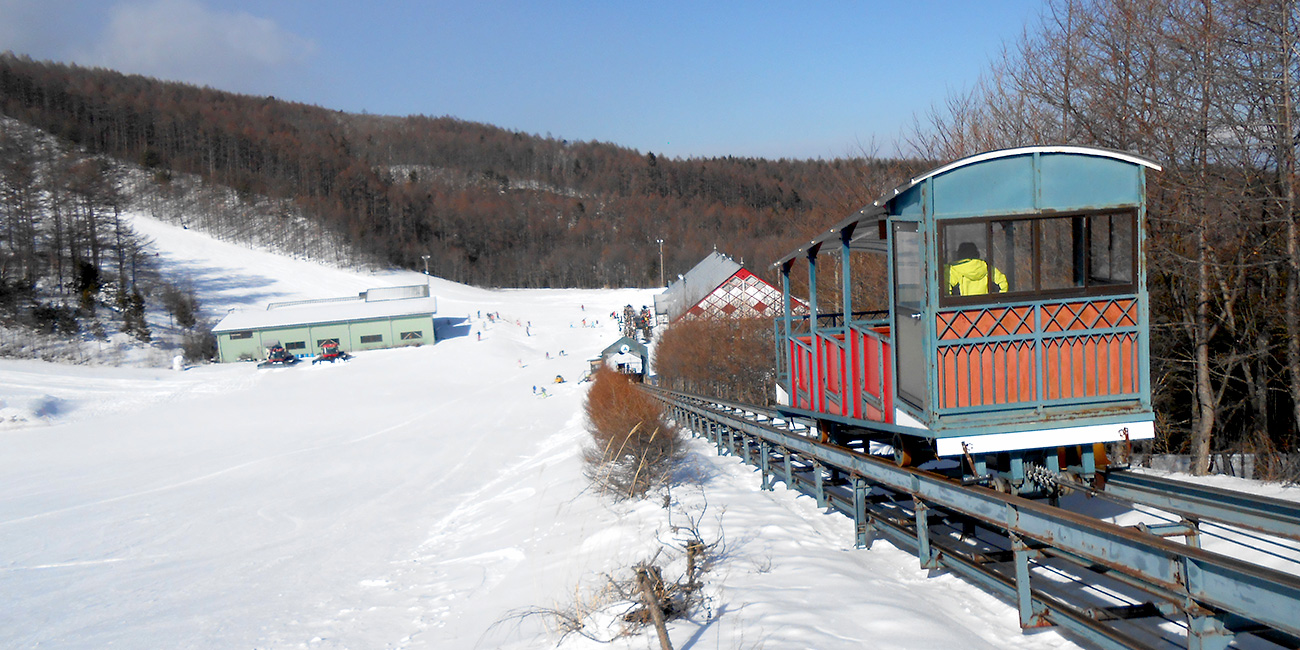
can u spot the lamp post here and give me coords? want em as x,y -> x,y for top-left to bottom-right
421,254 -> 430,276
656,238 -> 665,287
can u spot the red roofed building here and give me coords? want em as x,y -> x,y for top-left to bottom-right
654,251 -> 805,324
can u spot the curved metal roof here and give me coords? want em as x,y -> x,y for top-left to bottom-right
874,145 -> 1161,209
775,146 -> 1162,267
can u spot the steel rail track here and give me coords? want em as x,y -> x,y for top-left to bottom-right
1100,471 -> 1300,542
656,389 -> 1300,546
646,386 -> 1300,650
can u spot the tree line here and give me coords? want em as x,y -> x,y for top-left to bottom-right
0,54 -> 913,291
0,117 -> 156,341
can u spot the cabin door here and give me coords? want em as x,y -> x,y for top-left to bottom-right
892,222 -> 929,412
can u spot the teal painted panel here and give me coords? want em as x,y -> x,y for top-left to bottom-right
933,155 -> 1035,218
892,185 -> 923,217
1040,154 -> 1141,210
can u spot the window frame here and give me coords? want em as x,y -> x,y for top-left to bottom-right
359,334 -> 383,344
936,208 -> 1138,308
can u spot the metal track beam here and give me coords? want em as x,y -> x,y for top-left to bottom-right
1104,470 -> 1300,541
650,388 -> 1300,649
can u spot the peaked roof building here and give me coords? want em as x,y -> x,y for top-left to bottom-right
654,250 -> 800,323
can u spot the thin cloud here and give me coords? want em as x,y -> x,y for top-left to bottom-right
77,0 -> 316,91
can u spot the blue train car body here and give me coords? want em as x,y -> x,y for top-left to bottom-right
775,146 -> 1160,478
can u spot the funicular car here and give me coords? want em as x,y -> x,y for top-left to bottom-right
774,146 -> 1160,493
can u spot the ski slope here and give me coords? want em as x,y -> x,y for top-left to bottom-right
7,213 -> 1278,649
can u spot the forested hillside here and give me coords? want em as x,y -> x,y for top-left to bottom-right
0,54 -> 916,290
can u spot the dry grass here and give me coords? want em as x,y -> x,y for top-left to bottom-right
583,368 -> 682,500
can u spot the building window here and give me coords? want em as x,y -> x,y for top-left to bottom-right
230,331 -> 253,340
316,338 -> 340,347
400,331 -> 422,340
360,334 -> 383,344
285,341 -> 306,351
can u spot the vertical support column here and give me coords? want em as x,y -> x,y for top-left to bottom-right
814,460 -> 827,508
714,422 -> 724,456
807,245 -> 821,412
914,497 -> 935,569
1009,453 -> 1025,495
782,448 -> 794,490
1081,445 -> 1097,476
840,225 -> 857,417
1010,533 -> 1047,628
1184,517 -> 1202,549
853,476 -> 871,549
781,260 -> 795,402
759,441 -> 773,490
741,435 -> 752,467
1186,612 -> 1233,650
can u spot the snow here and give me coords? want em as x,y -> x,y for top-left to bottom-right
3,211 -> 1291,648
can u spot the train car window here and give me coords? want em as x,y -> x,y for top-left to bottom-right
1039,216 -> 1087,290
941,222 -> 993,297
990,219 -> 1033,294
1089,212 -> 1135,285
939,210 -> 1137,305
894,224 -> 924,309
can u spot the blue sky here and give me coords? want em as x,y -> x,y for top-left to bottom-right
0,0 -> 1042,159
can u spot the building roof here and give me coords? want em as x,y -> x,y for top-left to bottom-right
600,336 -> 648,360
653,250 -> 742,322
213,291 -> 439,333
678,268 -> 797,322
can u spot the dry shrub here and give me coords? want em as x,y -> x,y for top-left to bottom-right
654,317 -> 774,405
584,368 -> 681,500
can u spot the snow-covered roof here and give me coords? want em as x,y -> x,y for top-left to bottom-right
600,336 -> 648,360
653,250 -> 742,322
213,295 -> 439,333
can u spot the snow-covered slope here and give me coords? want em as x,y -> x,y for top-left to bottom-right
0,212 -> 1107,648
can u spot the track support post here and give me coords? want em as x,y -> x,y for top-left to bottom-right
1186,610 -> 1233,650
760,441 -> 773,490
914,497 -> 937,569
853,476 -> 872,549
814,460 -> 827,508
1010,533 -> 1050,629
782,447 -> 793,489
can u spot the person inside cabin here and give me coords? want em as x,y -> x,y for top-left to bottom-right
946,241 -> 1008,296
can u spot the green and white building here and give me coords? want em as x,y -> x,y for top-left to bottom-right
212,284 -> 438,362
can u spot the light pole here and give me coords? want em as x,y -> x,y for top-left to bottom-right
421,254 -> 430,276
656,238 -> 665,287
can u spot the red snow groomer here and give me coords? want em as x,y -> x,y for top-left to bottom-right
257,343 -> 300,369
312,340 -> 352,364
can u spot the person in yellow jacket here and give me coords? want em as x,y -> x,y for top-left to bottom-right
946,242 -> 1008,296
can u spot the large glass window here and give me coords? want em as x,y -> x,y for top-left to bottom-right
1039,216 -> 1085,291
939,210 -> 1136,304
990,219 -> 1033,294
1089,213 -> 1135,285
